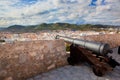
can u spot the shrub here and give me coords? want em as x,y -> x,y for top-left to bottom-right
66,43 -> 70,51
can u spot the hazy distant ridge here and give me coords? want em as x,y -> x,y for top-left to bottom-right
2,23 -> 120,32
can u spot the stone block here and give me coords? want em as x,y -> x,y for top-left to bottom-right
0,40 -> 67,80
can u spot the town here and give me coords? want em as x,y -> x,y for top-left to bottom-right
0,29 -> 119,44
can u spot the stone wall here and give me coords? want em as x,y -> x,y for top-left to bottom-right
0,40 -> 67,80
84,34 -> 120,48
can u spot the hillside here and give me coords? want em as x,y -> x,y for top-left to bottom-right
2,23 -> 120,33
5,25 -> 26,32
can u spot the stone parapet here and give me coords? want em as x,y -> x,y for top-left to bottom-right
0,40 -> 67,80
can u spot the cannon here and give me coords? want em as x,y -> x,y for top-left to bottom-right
118,46 -> 120,54
56,35 -> 120,76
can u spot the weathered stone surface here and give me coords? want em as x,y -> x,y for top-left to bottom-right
27,48 -> 120,80
0,40 -> 67,80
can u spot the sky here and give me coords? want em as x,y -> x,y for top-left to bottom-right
0,0 -> 120,27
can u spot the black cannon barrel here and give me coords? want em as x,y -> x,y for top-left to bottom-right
56,35 -> 111,55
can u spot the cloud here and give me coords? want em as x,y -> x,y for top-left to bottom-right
0,0 -> 120,27
84,0 -> 120,25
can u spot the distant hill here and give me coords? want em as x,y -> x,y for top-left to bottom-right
0,27 -> 5,30
1,23 -> 120,33
8,25 -> 25,29
4,25 -> 26,32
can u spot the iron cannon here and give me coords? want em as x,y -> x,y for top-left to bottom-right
56,35 -> 120,76
56,35 -> 112,56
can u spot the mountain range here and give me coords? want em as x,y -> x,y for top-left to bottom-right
0,23 -> 119,33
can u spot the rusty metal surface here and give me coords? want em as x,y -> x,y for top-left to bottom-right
78,47 -> 113,72
67,45 -> 114,76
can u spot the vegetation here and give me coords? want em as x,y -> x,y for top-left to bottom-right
66,43 -> 70,51
2,23 -> 120,33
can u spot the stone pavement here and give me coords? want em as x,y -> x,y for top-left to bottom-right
27,48 -> 120,80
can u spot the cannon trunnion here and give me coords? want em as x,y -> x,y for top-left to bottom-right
56,35 -> 120,76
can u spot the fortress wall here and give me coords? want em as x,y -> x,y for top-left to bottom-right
0,40 -> 67,80
84,34 -> 120,48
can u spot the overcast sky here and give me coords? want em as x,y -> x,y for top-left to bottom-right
0,0 -> 120,27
